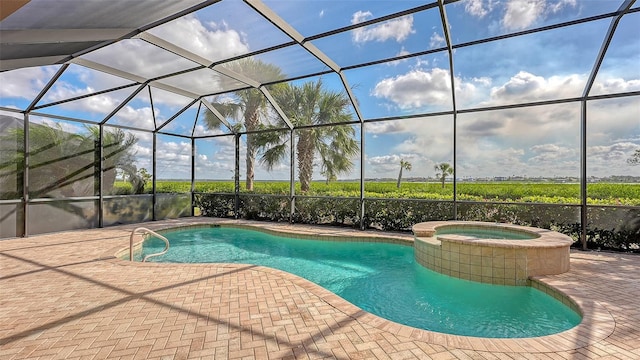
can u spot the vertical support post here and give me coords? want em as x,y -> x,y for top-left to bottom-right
437,0 -> 458,220
580,101 -> 588,250
152,132 -> 157,221
191,137 -> 196,217
22,112 -> 29,237
234,133 -> 240,219
290,129 -> 295,223
97,125 -> 104,228
576,0 -> 633,250
360,124 -> 365,230
453,113 -> 458,220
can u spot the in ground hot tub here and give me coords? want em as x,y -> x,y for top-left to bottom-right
412,221 -> 574,285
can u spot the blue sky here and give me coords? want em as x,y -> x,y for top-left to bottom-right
1,0 -> 638,181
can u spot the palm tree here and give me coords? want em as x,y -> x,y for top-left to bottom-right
434,162 -> 454,188
397,159 -> 412,189
0,122 -> 140,198
259,79 -> 359,192
202,58 -> 285,191
11,123 -> 92,198
86,126 -> 141,194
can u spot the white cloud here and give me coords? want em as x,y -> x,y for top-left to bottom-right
111,105 -> 156,129
588,142 -> 637,162
472,77 -> 492,86
0,66 -> 58,100
529,143 -> 577,163
456,80 -> 639,177
591,77 -> 640,95
193,124 -> 225,136
149,14 -> 250,62
372,67 -> 487,111
367,68 -> 636,177
319,10 -> 324,18
464,0 -> 496,18
46,85 -> 126,115
351,11 -> 371,24
69,65 -> 132,91
502,0 -> 577,31
372,68 -> 453,109
394,133 -> 453,165
156,140 -> 192,177
369,154 -> 401,165
547,0 -> 577,14
430,32 -> 446,48
128,141 -> 153,171
196,161 -> 234,179
457,145 -> 529,177
46,82 -> 94,103
365,121 -> 409,134
462,0 -> 577,31
351,11 -> 415,43
587,97 -> 640,151
156,67 -> 240,96
196,163 -> 232,178
503,0 -> 545,30
370,68 -> 637,175
193,136 -> 239,179
84,39 -> 192,80
461,102 -> 581,146
365,116 -> 454,178
5,65 -> 133,114
489,71 -> 585,103
158,140 -> 191,161
36,67 -> 146,116
365,153 -> 424,177
587,142 -> 640,177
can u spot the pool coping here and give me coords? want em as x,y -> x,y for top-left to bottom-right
413,221 -> 574,248
102,218 -> 615,353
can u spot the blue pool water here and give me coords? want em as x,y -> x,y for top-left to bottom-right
138,227 -> 581,338
436,227 -> 537,240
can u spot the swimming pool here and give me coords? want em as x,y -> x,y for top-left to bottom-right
134,226 -> 581,338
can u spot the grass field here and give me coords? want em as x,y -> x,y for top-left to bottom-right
113,180 -> 640,206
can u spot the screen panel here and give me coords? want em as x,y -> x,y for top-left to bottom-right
28,200 -> 98,235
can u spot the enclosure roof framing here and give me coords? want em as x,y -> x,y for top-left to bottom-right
0,0 -> 638,135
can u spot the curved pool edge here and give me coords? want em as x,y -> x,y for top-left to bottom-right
103,219 -> 615,353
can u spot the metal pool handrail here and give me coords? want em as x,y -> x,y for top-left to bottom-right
129,227 -> 170,262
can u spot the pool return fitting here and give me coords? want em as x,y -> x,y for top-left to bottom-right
129,227 -> 170,262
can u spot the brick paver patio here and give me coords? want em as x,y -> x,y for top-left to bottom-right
1,218 -> 638,359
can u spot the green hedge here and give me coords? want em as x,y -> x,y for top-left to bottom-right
238,195 -> 290,222
195,193 -> 639,252
363,199 -> 454,231
293,197 -> 360,226
586,207 -> 640,251
194,194 -> 235,218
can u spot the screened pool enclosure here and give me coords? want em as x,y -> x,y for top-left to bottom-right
0,0 -> 638,249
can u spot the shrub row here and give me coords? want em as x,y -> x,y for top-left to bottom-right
195,193 -> 639,252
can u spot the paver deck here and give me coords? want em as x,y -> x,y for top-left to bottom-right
1,217 -> 638,359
